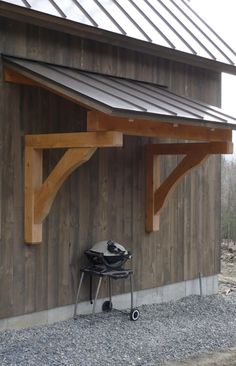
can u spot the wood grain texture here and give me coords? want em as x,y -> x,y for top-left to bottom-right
25,131 -> 123,149
24,147 -> 43,243
145,152 -> 160,232
147,142 -> 233,155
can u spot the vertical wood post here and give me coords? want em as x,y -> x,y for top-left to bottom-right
145,150 -> 160,232
24,147 -> 43,243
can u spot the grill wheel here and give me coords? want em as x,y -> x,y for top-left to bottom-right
130,309 -> 140,321
102,300 -> 113,312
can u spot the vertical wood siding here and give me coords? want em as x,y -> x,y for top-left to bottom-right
0,17 -> 221,318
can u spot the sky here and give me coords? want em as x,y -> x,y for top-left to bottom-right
190,0 -> 236,156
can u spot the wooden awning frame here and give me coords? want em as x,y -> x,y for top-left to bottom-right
3,64 -> 234,243
87,111 -> 233,232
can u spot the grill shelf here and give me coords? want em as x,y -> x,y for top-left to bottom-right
73,265 -> 140,321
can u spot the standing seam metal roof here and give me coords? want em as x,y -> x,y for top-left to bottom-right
1,0 -> 235,67
3,57 -> 236,128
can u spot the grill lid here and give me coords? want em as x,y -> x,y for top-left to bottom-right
85,240 -> 131,269
89,240 -> 128,257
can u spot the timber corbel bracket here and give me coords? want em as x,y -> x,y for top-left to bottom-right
24,131 -> 123,244
145,141 -> 233,232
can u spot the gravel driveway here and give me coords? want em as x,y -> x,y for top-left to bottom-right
1,293 -> 236,365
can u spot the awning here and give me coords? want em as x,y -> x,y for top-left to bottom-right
3,56 -> 236,130
3,56 -> 234,243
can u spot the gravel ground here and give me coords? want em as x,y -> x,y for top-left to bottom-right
1,293 -> 236,366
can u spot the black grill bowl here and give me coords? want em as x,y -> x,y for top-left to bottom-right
84,249 -> 131,269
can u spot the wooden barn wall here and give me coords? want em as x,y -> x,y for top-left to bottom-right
0,17 -> 221,319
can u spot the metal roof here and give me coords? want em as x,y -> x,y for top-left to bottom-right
4,56 -> 236,129
1,0 -> 236,70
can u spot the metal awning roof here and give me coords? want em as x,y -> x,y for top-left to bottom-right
3,56 -> 236,129
0,0 -> 236,74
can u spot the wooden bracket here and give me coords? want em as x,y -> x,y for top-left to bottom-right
145,141 -> 233,232
25,131 -> 123,244
4,67 -> 40,86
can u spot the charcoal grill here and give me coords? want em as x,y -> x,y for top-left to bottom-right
73,240 -> 140,321
84,240 -> 131,268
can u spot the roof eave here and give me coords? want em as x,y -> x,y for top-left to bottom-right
3,55 -> 235,131
110,109 -> 236,130
1,2 -> 236,75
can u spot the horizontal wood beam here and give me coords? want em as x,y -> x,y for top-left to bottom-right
87,111 -> 232,142
147,141 -> 233,155
25,131 -> 123,149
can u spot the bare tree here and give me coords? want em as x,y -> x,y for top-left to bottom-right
221,156 -> 236,242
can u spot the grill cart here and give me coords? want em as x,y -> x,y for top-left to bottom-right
73,240 -> 140,321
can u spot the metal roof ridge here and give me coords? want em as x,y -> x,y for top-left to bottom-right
0,2 -> 236,74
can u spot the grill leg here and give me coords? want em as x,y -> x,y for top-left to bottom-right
130,272 -> 134,310
73,271 -> 85,319
92,276 -> 102,320
108,277 -> 112,303
89,275 -> 93,304
199,272 -> 203,296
